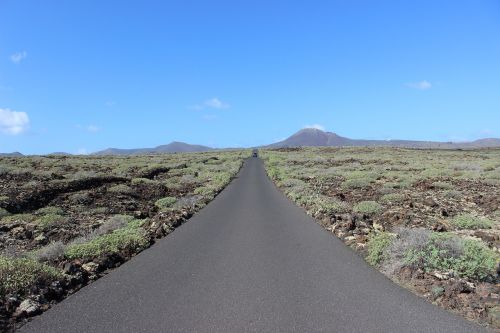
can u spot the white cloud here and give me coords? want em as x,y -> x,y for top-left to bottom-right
0,108 -> 30,135
76,148 -> 89,155
10,51 -> 27,64
86,125 -> 100,132
406,80 -> 432,90
105,100 -> 116,107
304,124 -> 325,131
204,98 -> 230,109
76,124 -> 101,133
190,97 -> 230,110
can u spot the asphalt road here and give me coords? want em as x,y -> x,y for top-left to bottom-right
20,158 -> 486,332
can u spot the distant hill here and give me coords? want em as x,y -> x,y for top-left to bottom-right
93,141 -> 214,155
0,152 -> 23,157
266,128 -> 500,149
49,152 -> 73,156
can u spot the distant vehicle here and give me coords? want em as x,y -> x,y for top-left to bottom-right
252,149 -> 258,157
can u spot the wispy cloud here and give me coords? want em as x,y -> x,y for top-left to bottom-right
0,108 -> 30,135
304,124 -> 325,131
105,100 -> 116,107
406,80 -> 432,90
76,124 -> 101,133
86,125 -> 100,132
190,97 -> 230,110
10,51 -> 27,64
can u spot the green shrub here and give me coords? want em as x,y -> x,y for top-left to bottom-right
354,201 -> 382,215
131,177 -> 156,185
0,208 -> 11,219
431,286 -> 445,299
108,184 -> 134,194
444,190 -> 462,199
1,213 -> 36,224
404,233 -> 461,274
367,232 -> 395,265
455,239 -> 499,280
155,197 -> 177,210
342,178 -> 372,189
403,233 -> 498,280
0,256 -> 62,296
36,213 -> 67,229
194,186 -> 215,197
451,214 -> 494,230
380,193 -> 404,203
36,206 -> 64,215
312,196 -> 350,215
65,220 -> 148,260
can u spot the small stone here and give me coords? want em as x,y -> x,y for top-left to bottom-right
356,243 -> 366,250
15,299 -> 40,317
82,262 -> 99,274
35,233 -> 47,244
5,296 -> 20,313
423,197 -> 438,207
432,272 -> 450,280
10,226 -> 25,237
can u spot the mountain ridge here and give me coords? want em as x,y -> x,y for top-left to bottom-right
3,130 -> 500,156
266,128 -> 500,149
92,141 -> 214,156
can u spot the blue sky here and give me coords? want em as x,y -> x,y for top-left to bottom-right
1,0 -> 499,154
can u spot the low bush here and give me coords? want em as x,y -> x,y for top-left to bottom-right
354,201 -> 382,215
313,196 -> 351,215
173,195 -> 204,209
36,206 -> 64,215
342,177 -> 372,189
1,213 -> 36,224
36,213 -> 67,230
194,186 -> 215,197
94,215 -> 133,235
65,219 -> 148,260
0,256 -> 62,296
131,177 -> 156,185
108,184 -> 134,195
380,193 -> 404,203
0,208 -> 11,219
379,228 -> 499,280
444,190 -> 462,199
455,239 -> 499,280
155,197 -> 178,211
367,232 -> 395,265
31,241 -> 66,262
451,214 -> 494,230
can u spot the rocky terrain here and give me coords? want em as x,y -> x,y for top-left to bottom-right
261,147 -> 500,330
0,151 -> 246,331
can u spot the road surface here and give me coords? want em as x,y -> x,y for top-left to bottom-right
21,158 -> 486,332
